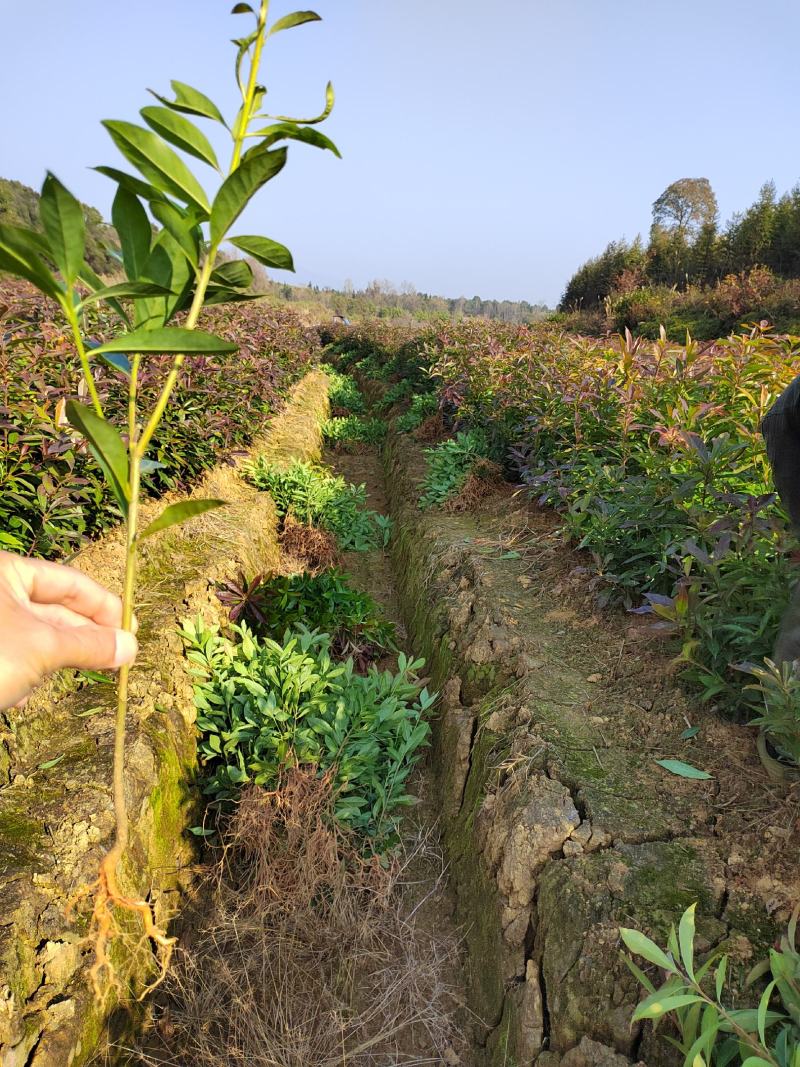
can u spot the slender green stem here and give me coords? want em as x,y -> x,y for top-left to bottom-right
64,297 -> 104,418
107,0 -> 272,893
230,0 -> 270,171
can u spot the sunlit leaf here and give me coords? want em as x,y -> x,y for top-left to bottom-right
65,401 -> 130,516
140,106 -> 221,170
112,186 -> 152,279
249,122 -> 340,157
0,222 -> 63,297
230,234 -> 294,271
619,928 -> 677,973
269,10 -> 321,35
149,80 -> 226,125
210,148 -> 287,245
90,326 -> 237,356
141,498 -> 227,539
102,120 -> 211,214
39,172 -> 85,284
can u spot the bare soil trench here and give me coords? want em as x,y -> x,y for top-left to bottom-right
381,426 -> 800,1066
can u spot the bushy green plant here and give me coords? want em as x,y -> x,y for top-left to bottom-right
322,415 -> 387,448
396,393 -> 439,433
419,430 -> 489,509
182,620 -> 434,845
248,459 -> 389,550
240,569 -> 396,663
737,659 -> 800,765
376,378 -> 415,410
325,368 -> 365,413
621,904 -> 800,1067
0,0 -> 337,988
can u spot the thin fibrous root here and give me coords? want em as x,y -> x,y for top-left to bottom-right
71,850 -> 177,1003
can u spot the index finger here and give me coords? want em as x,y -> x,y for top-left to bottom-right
12,555 -> 124,629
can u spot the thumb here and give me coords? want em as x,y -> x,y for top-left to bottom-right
45,623 -> 138,673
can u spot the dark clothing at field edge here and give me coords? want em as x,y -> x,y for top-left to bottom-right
761,374 -> 800,664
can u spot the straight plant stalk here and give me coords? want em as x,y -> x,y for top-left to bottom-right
98,1 -> 273,975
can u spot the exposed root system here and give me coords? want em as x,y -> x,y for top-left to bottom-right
443,459 -> 506,513
280,512 -> 342,572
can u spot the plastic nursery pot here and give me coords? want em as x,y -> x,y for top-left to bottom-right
756,730 -> 800,784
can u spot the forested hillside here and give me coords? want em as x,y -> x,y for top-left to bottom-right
559,176 -> 800,337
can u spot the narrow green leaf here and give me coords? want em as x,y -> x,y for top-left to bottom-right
249,122 -> 340,157
99,353 -> 132,376
757,980 -> 776,1047
269,10 -> 321,35
632,993 -> 704,1021
38,753 -> 66,771
112,186 -> 151,279
39,172 -> 85,284
150,80 -> 226,124
91,326 -> 237,356
680,725 -> 701,739
102,120 -> 210,214
189,825 -> 215,837
272,80 -> 334,125
65,402 -> 130,515
80,281 -> 175,309
140,106 -> 220,170
202,286 -> 262,307
96,166 -> 170,205
210,147 -> 287,244
0,223 -> 63,297
141,498 -> 226,539
740,1060 -> 776,1067
149,199 -> 201,267
678,904 -> 697,979
140,229 -> 194,324
656,759 -> 713,780
715,955 -> 728,1001
619,928 -> 677,973
211,259 -> 253,289
230,234 -> 294,271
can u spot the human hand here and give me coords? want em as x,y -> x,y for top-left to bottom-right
0,551 -> 138,711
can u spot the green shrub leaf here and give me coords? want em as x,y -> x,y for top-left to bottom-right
102,120 -> 211,214
141,499 -> 226,539
619,928 -> 677,973
269,10 -> 321,35
90,326 -> 237,356
65,402 -> 130,516
140,106 -> 221,170
39,172 -> 85,285
150,80 -> 226,124
210,148 -> 287,245
229,234 -> 295,271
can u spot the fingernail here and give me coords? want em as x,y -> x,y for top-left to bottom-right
113,630 -> 138,668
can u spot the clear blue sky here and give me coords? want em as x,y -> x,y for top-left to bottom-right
1,0 -> 799,307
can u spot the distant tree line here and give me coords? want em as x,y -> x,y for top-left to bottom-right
262,276 -> 550,324
560,177 -> 800,311
0,177 -> 120,275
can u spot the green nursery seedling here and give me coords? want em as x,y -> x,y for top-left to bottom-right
0,0 -> 337,997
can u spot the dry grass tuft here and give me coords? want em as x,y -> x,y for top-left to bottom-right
125,772 -> 464,1067
280,513 -> 342,573
443,460 -> 505,513
414,412 -> 446,442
